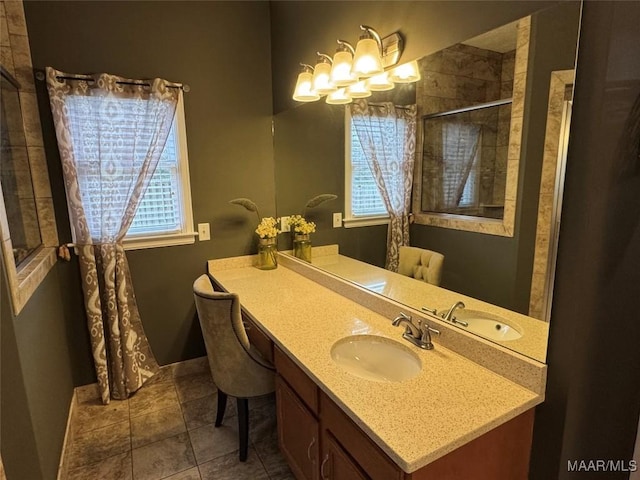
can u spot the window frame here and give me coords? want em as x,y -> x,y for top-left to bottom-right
123,92 -> 195,250
343,108 -> 390,229
66,92 -> 196,251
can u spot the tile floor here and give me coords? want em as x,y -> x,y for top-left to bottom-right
61,358 -> 294,480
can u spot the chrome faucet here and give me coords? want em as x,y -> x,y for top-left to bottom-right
440,301 -> 468,327
392,312 -> 440,350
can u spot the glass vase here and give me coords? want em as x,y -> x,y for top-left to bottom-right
293,233 -> 312,263
257,237 -> 278,270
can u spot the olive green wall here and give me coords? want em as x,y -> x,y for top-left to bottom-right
24,1 -> 275,371
1,260 -> 75,480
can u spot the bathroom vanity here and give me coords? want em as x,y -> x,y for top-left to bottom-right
207,251 -> 546,479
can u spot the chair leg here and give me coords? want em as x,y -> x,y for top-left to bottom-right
237,398 -> 249,462
215,390 -> 228,427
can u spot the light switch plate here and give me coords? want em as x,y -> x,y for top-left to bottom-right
198,223 -> 210,241
333,212 -> 343,228
280,216 -> 291,233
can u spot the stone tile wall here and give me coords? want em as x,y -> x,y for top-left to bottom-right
417,42 -> 516,215
0,0 -> 58,314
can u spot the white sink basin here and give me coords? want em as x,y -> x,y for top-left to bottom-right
449,310 -> 523,341
330,335 -> 422,382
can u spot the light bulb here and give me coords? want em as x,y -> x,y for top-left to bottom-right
389,60 -> 421,83
351,37 -> 383,78
292,68 -> 319,102
326,88 -> 353,105
368,71 -> 394,91
347,80 -> 371,98
330,50 -> 357,87
312,61 -> 336,95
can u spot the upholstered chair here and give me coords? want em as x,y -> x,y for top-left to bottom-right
397,246 -> 445,286
193,274 -> 275,462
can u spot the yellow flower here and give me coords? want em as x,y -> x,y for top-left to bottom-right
292,216 -> 316,234
255,217 -> 280,238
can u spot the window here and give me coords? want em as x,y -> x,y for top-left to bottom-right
420,103 -> 507,219
344,108 -> 390,227
67,93 -> 194,250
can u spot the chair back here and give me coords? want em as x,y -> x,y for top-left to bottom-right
193,274 -> 274,398
398,246 -> 444,286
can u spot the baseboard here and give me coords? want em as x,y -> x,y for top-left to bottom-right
56,389 -> 77,480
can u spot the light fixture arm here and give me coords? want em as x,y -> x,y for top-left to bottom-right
360,25 -> 383,53
299,63 -> 314,73
316,53 -> 333,64
336,39 -> 355,55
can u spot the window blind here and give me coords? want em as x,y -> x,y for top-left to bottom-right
350,115 -> 398,217
65,96 -> 183,239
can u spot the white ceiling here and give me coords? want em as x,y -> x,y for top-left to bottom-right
461,20 -> 519,53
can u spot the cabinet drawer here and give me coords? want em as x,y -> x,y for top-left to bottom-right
242,313 -> 274,364
275,347 -> 319,415
320,392 -> 403,480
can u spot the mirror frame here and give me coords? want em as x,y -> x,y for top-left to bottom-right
0,1 -> 58,315
411,16 -> 531,238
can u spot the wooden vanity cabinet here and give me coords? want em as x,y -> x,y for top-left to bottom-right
276,376 -> 320,480
273,346 -> 534,480
275,347 -> 400,480
275,348 -> 321,480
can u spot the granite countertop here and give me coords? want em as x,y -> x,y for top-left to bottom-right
208,257 -> 542,473
308,253 -> 549,363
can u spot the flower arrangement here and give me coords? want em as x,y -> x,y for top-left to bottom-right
255,216 -> 280,239
289,215 -> 316,235
230,197 -> 280,269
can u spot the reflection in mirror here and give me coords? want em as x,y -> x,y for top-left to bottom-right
274,2 -> 582,363
421,100 -> 511,219
0,66 -> 42,267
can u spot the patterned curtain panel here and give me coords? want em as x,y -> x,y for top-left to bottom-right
46,67 -> 179,404
350,100 -> 417,272
441,123 -> 481,209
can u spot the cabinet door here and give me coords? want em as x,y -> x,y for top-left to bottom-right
276,375 -> 320,480
320,432 -> 369,480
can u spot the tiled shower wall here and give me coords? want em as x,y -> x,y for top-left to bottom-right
416,43 -> 516,210
0,0 -> 56,247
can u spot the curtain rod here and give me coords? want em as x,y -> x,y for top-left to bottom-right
34,70 -> 190,92
366,101 -> 413,110
422,98 -> 512,120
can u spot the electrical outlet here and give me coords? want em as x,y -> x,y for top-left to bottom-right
198,223 -> 210,241
333,212 -> 343,228
280,216 -> 291,233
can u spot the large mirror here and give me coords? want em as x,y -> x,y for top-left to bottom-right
274,2 -> 581,362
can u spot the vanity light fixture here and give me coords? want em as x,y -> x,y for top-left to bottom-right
312,53 -> 336,95
330,40 -> 358,87
368,71 -> 395,91
389,60 -> 421,83
326,88 -> 353,105
292,25 -> 414,103
351,25 -> 384,78
293,64 -> 320,102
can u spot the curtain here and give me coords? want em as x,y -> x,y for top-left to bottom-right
46,67 -> 179,404
440,122 -> 481,209
350,100 -> 417,272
